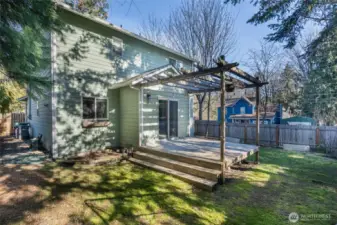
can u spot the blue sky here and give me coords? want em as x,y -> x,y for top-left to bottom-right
107,0 -> 274,66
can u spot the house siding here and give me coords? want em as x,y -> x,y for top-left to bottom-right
53,9 -> 193,157
27,96 -> 53,151
217,99 -> 255,123
120,87 -> 139,147
141,86 -> 189,145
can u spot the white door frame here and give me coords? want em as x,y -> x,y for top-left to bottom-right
159,98 -> 179,139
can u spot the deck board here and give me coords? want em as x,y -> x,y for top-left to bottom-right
145,137 -> 259,167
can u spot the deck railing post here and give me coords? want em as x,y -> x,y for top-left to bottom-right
220,71 -> 226,183
255,85 -> 260,164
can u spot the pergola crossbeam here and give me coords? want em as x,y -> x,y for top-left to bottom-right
228,67 -> 260,84
195,77 -> 224,87
244,82 -> 269,88
183,80 -> 220,89
187,88 -> 220,94
165,82 -> 204,91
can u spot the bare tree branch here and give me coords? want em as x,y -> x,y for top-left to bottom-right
139,0 -> 237,121
247,41 -> 284,120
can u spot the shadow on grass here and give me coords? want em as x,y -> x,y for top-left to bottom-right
1,148 -> 336,224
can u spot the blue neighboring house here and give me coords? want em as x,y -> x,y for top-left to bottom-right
217,96 -> 283,124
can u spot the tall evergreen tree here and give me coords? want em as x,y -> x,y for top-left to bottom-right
224,0 -> 337,50
275,64 -> 302,115
0,0 -> 64,113
302,27 -> 337,125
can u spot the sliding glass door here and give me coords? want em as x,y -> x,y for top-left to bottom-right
158,100 -> 178,138
159,100 -> 168,137
169,101 -> 178,137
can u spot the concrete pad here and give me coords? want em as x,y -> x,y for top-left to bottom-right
283,144 -> 310,152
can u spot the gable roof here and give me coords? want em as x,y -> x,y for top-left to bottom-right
56,2 -> 195,62
217,96 -> 256,107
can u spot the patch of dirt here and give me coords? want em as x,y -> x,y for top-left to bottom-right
1,136 -> 46,165
61,150 -> 123,166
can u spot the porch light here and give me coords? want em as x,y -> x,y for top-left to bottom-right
146,93 -> 151,103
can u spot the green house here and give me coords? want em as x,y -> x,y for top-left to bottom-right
26,3 -> 195,158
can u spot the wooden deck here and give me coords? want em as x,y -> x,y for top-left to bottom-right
144,137 -> 259,167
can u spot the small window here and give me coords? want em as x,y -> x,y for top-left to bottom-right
240,107 -> 245,114
82,97 -> 108,120
111,36 -> 123,56
169,58 -> 183,69
169,58 -> 177,67
232,107 -> 235,114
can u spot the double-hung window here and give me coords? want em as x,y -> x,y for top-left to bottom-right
82,97 -> 108,120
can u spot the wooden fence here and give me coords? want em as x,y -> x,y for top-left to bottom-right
0,112 -> 25,136
195,120 -> 337,157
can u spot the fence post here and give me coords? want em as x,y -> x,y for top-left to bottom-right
276,125 -> 279,147
315,126 -> 320,147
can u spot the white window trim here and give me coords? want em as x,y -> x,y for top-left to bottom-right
158,98 -> 179,138
82,96 -> 109,121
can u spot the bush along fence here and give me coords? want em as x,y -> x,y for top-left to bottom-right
194,120 -> 337,157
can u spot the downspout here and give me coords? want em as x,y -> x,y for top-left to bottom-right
50,31 -> 58,159
129,85 -> 143,147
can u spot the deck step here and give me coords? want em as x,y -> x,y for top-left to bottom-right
134,151 -> 221,181
137,147 -> 222,170
129,158 -> 217,191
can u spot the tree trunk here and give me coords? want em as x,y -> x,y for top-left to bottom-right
197,93 -> 206,120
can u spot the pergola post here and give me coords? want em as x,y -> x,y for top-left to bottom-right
220,71 -> 226,183
255,85 -> 260,164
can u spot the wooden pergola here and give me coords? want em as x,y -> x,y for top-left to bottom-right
133,62 -> 268,182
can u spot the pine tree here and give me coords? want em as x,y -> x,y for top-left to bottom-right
0,1 -> 64,113
224,0 -> 337,50
275,64 -> 302,115
302,27 -> 337,125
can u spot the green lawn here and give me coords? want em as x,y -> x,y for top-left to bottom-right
1,148 -> 337,225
